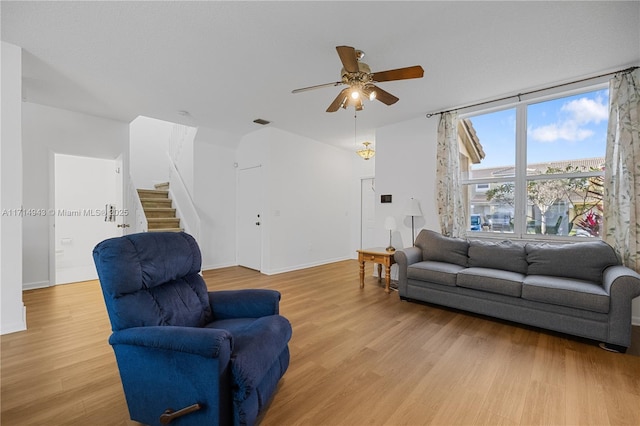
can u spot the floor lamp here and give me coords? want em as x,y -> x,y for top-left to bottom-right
405,198 -> 423,246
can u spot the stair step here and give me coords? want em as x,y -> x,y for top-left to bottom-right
143,207 -> 177,218
137,189 -> 169,199
148,218 -> 180,229
147,227 -> 184,233
140,198 -> 173,208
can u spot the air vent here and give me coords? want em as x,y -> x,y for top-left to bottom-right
253,118 -> 270,125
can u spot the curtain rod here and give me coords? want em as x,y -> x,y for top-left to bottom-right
425,66 -> 639,118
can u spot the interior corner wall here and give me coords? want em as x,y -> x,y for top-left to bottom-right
375,116 -> 439,250
193,128 -> 239,270
349,151 -> 376,257
1,41 -> 26,334
21,102 -> 129,289
237,127 -> 353,275
129,116 -> 175,189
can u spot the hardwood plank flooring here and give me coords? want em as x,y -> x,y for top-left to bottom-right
2,260 -> 639,425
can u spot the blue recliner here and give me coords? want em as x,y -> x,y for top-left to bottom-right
93,232 -> 292,426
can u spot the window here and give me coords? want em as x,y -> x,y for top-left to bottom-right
462,87 -> 608,238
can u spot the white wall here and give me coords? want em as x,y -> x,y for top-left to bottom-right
1,42 -> 26,334
129,116 -> 175,189
193,127 -> 239,270
375,116 -> 439,251
22,103 -> 129,289
237,127 -> 354,275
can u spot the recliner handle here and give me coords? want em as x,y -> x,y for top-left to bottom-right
160,403 -> 203,424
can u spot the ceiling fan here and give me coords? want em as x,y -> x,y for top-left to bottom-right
292,45 -> 424,112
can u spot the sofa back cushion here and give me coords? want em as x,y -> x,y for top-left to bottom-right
415,230 -> 469,267
525,240 -> 620,283
468,239 -> 528,274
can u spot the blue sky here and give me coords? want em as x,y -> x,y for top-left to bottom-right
469,88 -> 609,169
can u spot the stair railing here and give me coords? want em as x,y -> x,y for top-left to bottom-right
167,154 -> 200,240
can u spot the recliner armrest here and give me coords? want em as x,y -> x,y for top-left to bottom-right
209,289 -> 281,319
109,326 -> 233,358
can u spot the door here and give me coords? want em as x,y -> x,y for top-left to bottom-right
361,178 -> 376,248
54,153 -> 123,284
237,166 -> 262,271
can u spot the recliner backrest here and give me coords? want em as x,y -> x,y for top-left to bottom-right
93,232 -> 213,331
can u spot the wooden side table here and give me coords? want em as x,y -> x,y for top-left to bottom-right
357,247 -> 396,294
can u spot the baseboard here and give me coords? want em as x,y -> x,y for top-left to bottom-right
0,304 -> 27,335
201,261 -> 237,271
23,280 -> 51,291
261,256 -> 351,276
633,315 -> 640,326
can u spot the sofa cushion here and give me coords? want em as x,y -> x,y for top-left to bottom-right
417,230 -> 469,267
457,267 -> 525,297
468,239 -> 528,274
407,261 -> 465,287
522,275 -> 610,313
526,240 -> 619,283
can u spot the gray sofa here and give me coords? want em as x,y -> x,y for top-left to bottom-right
394,230 -> 640,352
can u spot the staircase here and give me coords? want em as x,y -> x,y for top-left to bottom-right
137,183 -> 183,232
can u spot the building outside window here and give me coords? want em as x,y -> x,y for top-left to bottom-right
460,86 -> 608,238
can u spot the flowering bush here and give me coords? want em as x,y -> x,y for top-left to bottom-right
576,209 -> 601,237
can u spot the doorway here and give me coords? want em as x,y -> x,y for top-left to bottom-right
53,153 -> 123,284
237,166 -> 262,271
360,178 -> 376,248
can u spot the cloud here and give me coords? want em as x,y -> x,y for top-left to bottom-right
529,94 -> 607,143
530,122 -> 594,142
561,97 -> 608,125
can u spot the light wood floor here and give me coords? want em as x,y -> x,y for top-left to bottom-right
2,260 -> 639,425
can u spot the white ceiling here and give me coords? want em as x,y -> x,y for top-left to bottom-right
2,1 -> 639,150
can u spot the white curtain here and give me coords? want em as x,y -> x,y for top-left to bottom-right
436,112 -> 466,237
604,68 -> 640,270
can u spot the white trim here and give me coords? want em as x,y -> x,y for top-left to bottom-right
260,256 -> 351,276
23,280 -> 51,291
0,305 -> 26,335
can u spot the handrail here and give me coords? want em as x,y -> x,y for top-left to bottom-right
167,154 -> 200,240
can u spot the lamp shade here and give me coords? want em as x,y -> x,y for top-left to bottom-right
404,198 -> 423,217
384,216 -> 397,231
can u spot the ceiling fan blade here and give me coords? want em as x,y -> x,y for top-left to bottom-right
336,46 -> 359,73
292,81 -> 343,94
372,65 -> 424,83
326,88 -> 350,112
369,85 -> 399,105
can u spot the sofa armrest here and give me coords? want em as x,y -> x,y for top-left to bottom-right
603,265 -> 640,296
109,326 -> 233,358
394,247 -> 423,295
602,265 -> 640,347
209,289 -> 281,319
394,246 -> 422,267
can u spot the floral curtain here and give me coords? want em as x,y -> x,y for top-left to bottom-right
604,68 -> 640,271
436,112 -> 466,237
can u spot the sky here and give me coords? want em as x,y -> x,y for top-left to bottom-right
469,88 -> 609,169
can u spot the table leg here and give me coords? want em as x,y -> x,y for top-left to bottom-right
384,264 -> 391,294
377,264 -> 382,283
359,260 -> 365,289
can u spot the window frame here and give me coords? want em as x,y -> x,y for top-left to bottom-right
460,82 -> 608,241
